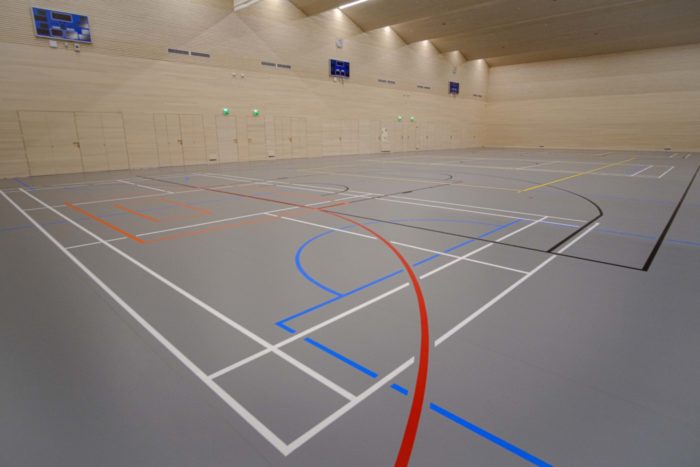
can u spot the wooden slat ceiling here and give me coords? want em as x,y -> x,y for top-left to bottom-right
288,0 -> 700,65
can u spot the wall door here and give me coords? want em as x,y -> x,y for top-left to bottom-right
75,112 -> 129,172
274,116 -> 292,159
75,112 -> 109,172
359,120 -> 380,154
291,117 -> 307,158
215,115 -> 239,163
19,111 -> 83,175
180,114 -> 207,165
154,113 -> 184,167
247,117 -> 267,160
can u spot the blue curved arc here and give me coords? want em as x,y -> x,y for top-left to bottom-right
295,230 -> 343,297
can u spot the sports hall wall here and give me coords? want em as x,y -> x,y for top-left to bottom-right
0,0 -> 488,178
484,44 -> 700,152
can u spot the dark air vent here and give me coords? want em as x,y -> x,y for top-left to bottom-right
277,64 -> 291,69
168,48 -> 189,55
261,61 -> 276,67
191,51 -> 210,58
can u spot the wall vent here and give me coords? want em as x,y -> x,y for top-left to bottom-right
261,61 -> 276,67
168,48 -> 189,55
276,63 -> 292,69
191,51 -> 210,58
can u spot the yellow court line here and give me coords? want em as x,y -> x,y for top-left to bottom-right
519,158 -> 637,192
298,169 -> 520,192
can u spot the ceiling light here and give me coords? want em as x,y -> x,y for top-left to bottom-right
339,0 -> 370,10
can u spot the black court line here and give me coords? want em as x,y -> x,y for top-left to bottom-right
326,211 -> 644,272
642,164 -> 700,271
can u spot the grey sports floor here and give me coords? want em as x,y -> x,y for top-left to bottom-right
1,148 -> 699,466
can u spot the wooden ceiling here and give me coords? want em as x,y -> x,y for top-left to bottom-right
288,0 -> 700,65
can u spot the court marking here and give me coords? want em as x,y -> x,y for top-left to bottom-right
113,203 -> 161,223
520,158 -> 637,192
118,179 -> 173,194
210,215 -> 547,381
630,165 -> 653,177
21,189 -> 360,404
658,166 -> 674,179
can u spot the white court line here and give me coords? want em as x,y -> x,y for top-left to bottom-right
390,194 -> 585,223
556,222 -> 600,254
210,216 -> 547,380
630,165 -> 653,177
285,358 -> 414,455
434,255 -> 557,346
23,189 -> 202,211
658,166 -> 675,179
118,179 -> 173,194
64,194 -> 363,250
434,218 -> 599,346
0,190 -> 290,454
517,161 -> 560,170
19,188 -> 357,402
268,214 -> 529,275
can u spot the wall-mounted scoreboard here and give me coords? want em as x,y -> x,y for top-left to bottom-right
449,81 -> 460,95
330,59 -> 350,78
32,7 -> 92,43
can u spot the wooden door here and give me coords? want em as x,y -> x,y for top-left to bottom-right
246,117 -> 267,160
101,113 -> 129,170
215,115 -> 239,163
341,120 -> 358,155
75,112 -> 109,172
20,111 -> 83,175
274,116 -> 292,159
291,117 -> 307,158
404,124 -> 417,151
180,114 -> 206,165
322,120 -> 342,156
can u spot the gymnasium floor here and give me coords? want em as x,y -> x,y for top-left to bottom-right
1,148 -> 699,466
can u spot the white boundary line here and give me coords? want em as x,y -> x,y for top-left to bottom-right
0,190 -> 291,454
209,216 -> 548,380
118,179 -> 173,194
658,166 -> 675,179
556,222 -> 599,254
630,165 -> 653,177
434,219 -> 599,346
64,195 -> 364,250
18,188 -> 356,402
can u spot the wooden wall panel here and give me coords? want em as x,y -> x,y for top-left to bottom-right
123,113 -> 159,169
247,117 -> 267,161
180,114 -> 207,165
0,111 -> 29,177
101,113 -> 130,170
291,117 -> 307,158
485,44 -> 700,151
216,115 -> 239,163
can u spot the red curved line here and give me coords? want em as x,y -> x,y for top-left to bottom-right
140,177 -> 430,464
321,210 -> 429,467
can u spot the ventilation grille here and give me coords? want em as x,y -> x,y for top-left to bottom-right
191,51 -> 210,58
168,48 -> 189,55
277,63 -> 292,69
261,61 -> 276,67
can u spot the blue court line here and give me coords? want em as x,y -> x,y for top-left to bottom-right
13,178 -> 34,190
291,217 -> 505,298
304,337 -> 379,378
391,383 -> 409,395
429,403 -> 553,467
298,334 -> 552,465
296,231 -> 343,296
277,220 -> 521,333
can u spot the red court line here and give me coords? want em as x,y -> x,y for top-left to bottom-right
140,175 -> 430,465
114,204 -> 161,223
159,198 -> 212,215
322,210 -> 430,467
65,202 -> 145,244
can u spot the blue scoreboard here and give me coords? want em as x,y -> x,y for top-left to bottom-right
32,7 -> 92,43
330,59 -> 350,78
449,81 -> 460,95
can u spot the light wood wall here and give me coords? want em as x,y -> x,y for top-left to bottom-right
484,44 -> 700,151
0,0 -> 487,178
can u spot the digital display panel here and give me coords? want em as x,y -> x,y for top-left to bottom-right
330,59 -> 350,78
32,7 -> 92,43
449,81 -> 460,94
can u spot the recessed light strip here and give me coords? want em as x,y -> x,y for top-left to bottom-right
339,0 -> 370,10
